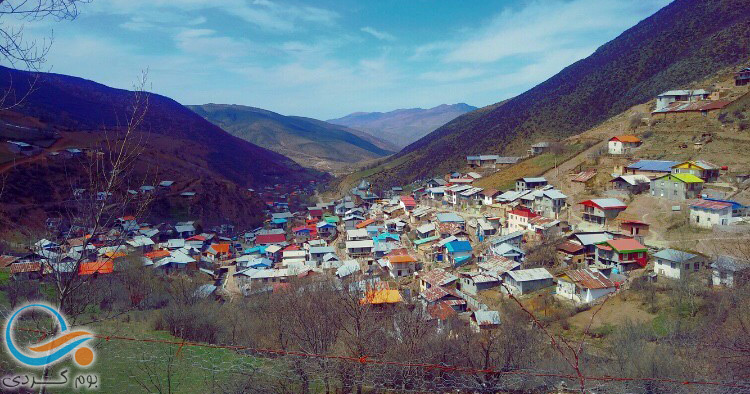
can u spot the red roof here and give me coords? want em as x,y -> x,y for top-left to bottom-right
145,250 -> 170,259
509,208 -> 538,219
400,196 -> 416,207
563,269 -> 615,289
606,238 -> 647,252
620,220 -> 648,226
120,215 -> 135,221
572,169 -> 597,183
186,235 -> 206,241
691,199 -> 733,210
610,135 -> 641,143
388,255 -> 418,264
10,262 -> 41,274
256,234 -> 286,244
427,301 -> 457,320
281,244 -> 300,252
79,260 -> 114,275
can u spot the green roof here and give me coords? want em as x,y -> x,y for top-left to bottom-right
323,215 -> 340,223
667,173 -> 704,184
413,235 -> 440,245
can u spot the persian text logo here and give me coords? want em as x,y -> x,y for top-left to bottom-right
4,303 -> 95,368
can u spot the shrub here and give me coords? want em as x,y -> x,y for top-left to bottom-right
156,301 -> 225,343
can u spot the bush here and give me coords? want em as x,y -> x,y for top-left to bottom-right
156,301 -> 225,343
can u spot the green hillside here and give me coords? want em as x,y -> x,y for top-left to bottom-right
362,0 -> 750,187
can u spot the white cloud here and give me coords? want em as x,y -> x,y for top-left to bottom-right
419,68 -> 485,82
361,27 -> 396,41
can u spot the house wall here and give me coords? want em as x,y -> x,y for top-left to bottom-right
585,287 -> 615,303
460,277 -> 478,296
712,269 -> 735,287
690,207 -> 731,228
650,178 -> 702,200
654,257 -> 703,280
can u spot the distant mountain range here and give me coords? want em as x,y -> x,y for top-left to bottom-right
0,66 -> 322,227
363,0 -> 750,187
327,103 -> 476,148
188,104 -> 397,172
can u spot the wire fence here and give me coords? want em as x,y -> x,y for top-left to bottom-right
3,325 -> 750,393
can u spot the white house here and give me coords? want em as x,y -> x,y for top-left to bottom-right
346,240 -> 374,257
556,269 -> 616,304
655,89 -> 710,111
653,249 -> 704,280
690,199 -> 733,229
608,135 -> 642,155
711,255 -> 749,288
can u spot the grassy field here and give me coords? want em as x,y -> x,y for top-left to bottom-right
475,144 -> 588,190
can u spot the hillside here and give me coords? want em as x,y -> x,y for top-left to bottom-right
360,0 -> 750,187
189,104 -> 397,173
0,67 -> 322,227
327,103 -> 476,148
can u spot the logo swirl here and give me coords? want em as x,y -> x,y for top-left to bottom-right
5,304 -> 95,367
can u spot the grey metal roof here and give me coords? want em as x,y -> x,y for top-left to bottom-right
473,310 -> 501,326
574,232 -> 614,246
653,249 -> 697,263
506,268 -> 553,282
712,255 -> 749,272
309,246 -> 335,254
521,177 -> 547,183
436,213 -> 464,223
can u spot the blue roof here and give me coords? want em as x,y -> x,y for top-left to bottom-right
446,241 -> 472,253
626,160 -> 678,173
374,232 -> 399,242
453,255 -> 472,264
271,218 -> 288,224
704,198 -> 745,210
653,249 -> 697,263
436,212 -> 464,223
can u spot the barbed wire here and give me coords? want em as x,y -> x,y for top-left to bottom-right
3,326 -> 749,393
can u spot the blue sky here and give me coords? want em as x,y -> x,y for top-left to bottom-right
10,0 -> 669,119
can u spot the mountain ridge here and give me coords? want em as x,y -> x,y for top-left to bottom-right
362,0 -> 750,187
327,103 -> 476,148
188,103 -> 397,173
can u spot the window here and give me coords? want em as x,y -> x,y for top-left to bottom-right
694,263 -> 699,271
670,262 -> 675,269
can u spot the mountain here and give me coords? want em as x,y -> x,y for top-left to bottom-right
0,66 -> 322,227
188,104 -> 397,172
327,103 -> 476,148
362,0 -> 750,187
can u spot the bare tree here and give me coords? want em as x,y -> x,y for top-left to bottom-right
30,72 -> 154,319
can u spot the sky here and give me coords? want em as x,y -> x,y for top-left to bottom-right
5,0 -> 670,119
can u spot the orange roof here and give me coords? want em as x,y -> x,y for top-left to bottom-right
611,135 -> 641,143
210,243 -> 230,254
388,255 -> 417,264
120,215 -> 136,221
360,289 -> 402,305
356,218 -> 375,229
145,250 -> 170,259
79,260 -> 114,275
105,251 -> 127,259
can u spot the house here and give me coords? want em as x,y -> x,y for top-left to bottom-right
620,220 -> 650,238
671,161 -> 720,182
608,135 -> 642,155
736,67 -> 750,86
426,187 -> 445,201
426,178 -> 447,188
570,232 -> 617,261
415,223 -> 436,239
470,310 -> 501,332
436,213 -> 465,229
255,233 -> 287,246
516,177 -> 548,192
347,228 -> 369,241
595,238 -> 648,272
346,240 -> 374,257
579,198 -> 627,226
650,173 -> 704,200
159,180 -> 174,188
399,195 -> 417,215
711,255 -> 749,288
10,262 -> 43,280
420,285 -> 466,311
652,99 -> 731,120
481,189 -> 501,205
690,199 -> 733,228
175,221 -> 196,238
126,235 -> 155,253
556,269 -> 616,304
206,243 -> 231,261
653,249 -> 705,280
507,207 -> 538,234
458,272 -> 501,296
445,240 -> 472,267
477,256 -> 521,277
502,268 -> 554,295
655,89 -> 710,111
343,214 -> 365,231
361,288 -> 403,306
495,156 -> 522,167
474,218 -> 496,240
530,142 -> 550,155
458,187 -> 484,207
466,155 -> 500,168
316,221 -> 337,238
609,175 -> 651,194
445,184 -> 472,205
528,188 -> 567,218
623,160 -> 678,177
557,241 -> 585,265
385,254 -> 417,278
418,268 -> 458,293
308,246 -> 335,263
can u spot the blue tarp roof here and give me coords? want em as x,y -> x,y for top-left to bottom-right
454,255 -> 472,264
704,198 -> 745,210
626,160 -> 678,173
271,218 -> 288,224
446,241 -> 472,253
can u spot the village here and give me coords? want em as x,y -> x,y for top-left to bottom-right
3,69 -> 750,336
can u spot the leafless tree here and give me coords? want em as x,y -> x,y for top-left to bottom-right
26,72 -> 154,320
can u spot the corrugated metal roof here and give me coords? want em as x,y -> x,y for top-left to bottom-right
626,160 -> 678,173
691,199 -> 733,211
653,248 -> 697,263
473,310 -> 501,326
419,269 -> 458,287
506,268 -> 552,282
562,269 -> 615,289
